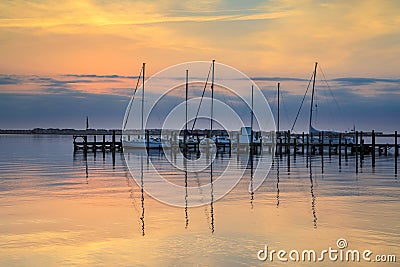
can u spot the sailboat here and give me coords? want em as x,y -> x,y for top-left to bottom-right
123,63 -> 171,149
307,62 -> 354,145
197,60 -> 231,150
178,69 -> 202,151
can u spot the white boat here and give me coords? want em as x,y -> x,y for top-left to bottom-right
198,136 -> 231,150
124,137 -> 171,149
309,125 -> 355,145
214,136 -> 231,145
199,138 -> 217,149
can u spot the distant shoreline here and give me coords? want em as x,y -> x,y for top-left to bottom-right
0,128 -> 228,136
0,128 -> 122,135
0,128 -> 397,136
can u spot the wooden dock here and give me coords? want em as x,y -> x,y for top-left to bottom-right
275,130 -> 399,176
73,129 -> 399,160
73,129 -> 399,176
275,130 -> 398,155
73,130 -> 123,152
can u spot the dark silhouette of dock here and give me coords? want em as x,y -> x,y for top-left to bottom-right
275,130 -> 398,159
73,130 -> 123,152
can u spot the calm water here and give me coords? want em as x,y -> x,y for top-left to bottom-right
0,135 -> 399,266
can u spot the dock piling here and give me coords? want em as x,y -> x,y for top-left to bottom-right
355,131 -> 359,174
338,133 -> 342,167
372,130 -> 375,168
320,131 -> 324,155
395,131 -> 398,176
360,131 -> 364,160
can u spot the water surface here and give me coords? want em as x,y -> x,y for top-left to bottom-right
0,135 -> 399,266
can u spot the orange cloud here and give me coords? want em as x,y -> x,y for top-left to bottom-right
0,0 -> 398,80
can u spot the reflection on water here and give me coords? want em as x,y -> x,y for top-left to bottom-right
210,162 -> 215,234
249,152 -> 254,209
85,152 -> 89,184
276,159 -> 280,208
184,159 -> 189,229
309,155 -> 318,228
0,135 -> 399,266
140,154 -> 145,236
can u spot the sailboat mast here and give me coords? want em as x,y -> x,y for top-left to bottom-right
309,62 -> 318,132
185,69 -> 188,141
277,82 -> 280,133
251,85 -> 254,132
141,63 -> 145,133
251,85 -> 254,148
210,60 -> 215,137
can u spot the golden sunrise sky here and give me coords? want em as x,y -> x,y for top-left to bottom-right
1,0 -> 399,78
0,0 -> 399,131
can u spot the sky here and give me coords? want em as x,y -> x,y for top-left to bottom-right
0,0 -> 399,132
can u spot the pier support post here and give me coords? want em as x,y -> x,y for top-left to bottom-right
395,131 -> 398,176
111,130 -> 115,151
73,136 -> 77,152
237,132 -> 240,152
112,148 -> 115,169
395,131 -> 398,157
287,147 -> 290,172
84,135 -> 88,152
354,131 -> 358,155
372,130 -> 375,168
311,133 -> 315,155
293,133 -> 297,155
355,131 -> 359,174
328,139 -> 332,157
146,130 -> 150,149
320,131 -> 324,155
360,131 -> 364,160
293,137 -> 297,160
183,132 -> 187,155
338,133 -> 342,167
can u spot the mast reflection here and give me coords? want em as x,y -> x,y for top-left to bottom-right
309,157 -> 318,228
210,159 -> 215,234
140,153 -> 145,236
276,157 -> 280,208
184,156 -> 189,229
250,153 -> 254,209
